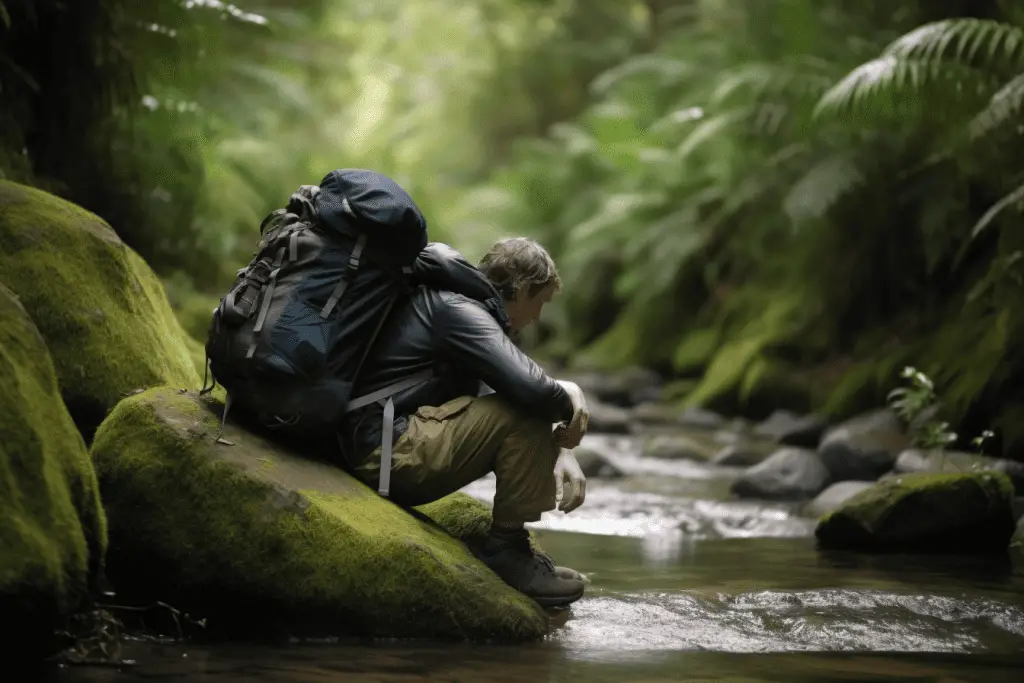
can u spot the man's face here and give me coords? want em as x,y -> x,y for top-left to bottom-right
507,282 -> 557,333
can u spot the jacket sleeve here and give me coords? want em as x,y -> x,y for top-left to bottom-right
434,295 -> 574,423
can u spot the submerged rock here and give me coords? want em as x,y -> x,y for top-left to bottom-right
0,285 -> 107,658
710,442 -> 776,467
817,409 -> 909,482
731,448 -> 831,500
572,446 -> 626,479
815,472 -> 1017,554
803,481 -> 874,519
89,387 -> 550,642
0,181 -> 199,438
894,449 -> 1024,493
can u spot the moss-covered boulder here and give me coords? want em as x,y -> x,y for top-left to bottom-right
0,181 -> 199,438
815,472 -> 1017,554
89,387 -> 551,642
0,285 -> 107,657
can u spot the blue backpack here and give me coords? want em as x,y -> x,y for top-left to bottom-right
203,169 -> 432,446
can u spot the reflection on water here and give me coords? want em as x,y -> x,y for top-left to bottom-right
49,428 -> 1024,682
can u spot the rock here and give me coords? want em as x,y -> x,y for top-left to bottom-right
586,399 -> 634,434
643,433 -> 718,461
0,285 -> 107,658
753,410 -> 827,448
573,446 -> 625,479
89,387 -> 550,642
803,481 -> 875,518
679,407 -> 726,430
0,181 -> 200,439
894,449 -> 1024,493
731,448 -> 832,500
815,472 -> 1017,554
817,409 -> 909,482
557,366 -> 662,407
710,442 -> 774,467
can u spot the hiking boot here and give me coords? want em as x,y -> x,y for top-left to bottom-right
477,530 -> 585,607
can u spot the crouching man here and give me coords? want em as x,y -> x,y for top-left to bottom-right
339,237 -> 590,607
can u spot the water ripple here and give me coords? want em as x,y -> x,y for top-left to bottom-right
551,589 -> 1024,654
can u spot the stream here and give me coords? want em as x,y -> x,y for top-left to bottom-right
51,431 -> 1024,682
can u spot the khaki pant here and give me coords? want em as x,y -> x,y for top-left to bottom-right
350,394 -> 559,524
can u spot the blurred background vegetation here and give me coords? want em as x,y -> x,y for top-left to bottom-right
2,0 -> 1023,455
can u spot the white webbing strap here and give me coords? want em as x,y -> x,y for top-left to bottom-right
345,368 -> 434,498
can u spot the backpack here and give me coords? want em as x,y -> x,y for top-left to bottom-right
202,169 -> 431,449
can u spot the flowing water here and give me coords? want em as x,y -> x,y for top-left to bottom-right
52,432 -> 1024,682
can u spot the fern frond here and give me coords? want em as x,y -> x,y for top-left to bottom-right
711,62 -> 835,108
884,19 -> 1024,73
0,2 -> 9,29
783,153 -> 866,224
675,109 -> 747,159
590,55 -> 696,97
969,72 -> 1024,139
814,56 -> 995,120
969,180 -> 1024,242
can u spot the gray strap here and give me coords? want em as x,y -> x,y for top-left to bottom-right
345,369 -> 433,412
379,397 -> 395,497
320,234 -> 367,318
246,247 -> 287,358
289,230 -> 299,262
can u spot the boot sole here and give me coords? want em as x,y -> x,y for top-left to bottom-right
531,585 -> 585,608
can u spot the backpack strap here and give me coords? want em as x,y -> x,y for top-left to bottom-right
345,368 -> 434,497
246,246 -> 288,359
320,233 -> 367,318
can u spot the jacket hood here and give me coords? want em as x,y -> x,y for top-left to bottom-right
412,243 -> 510,330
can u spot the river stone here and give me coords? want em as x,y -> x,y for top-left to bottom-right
803,481 -> 874,519
0,285 -> 108,659
753,410 -> 827,448
817,409 -> 909,482
89,386 -> 551,642
586,399 -> 634,434
555,366 -> 662,407
894,449 -> 1024,493
0,180 -> 200,439
573,445 -> 625,479
643,433 -> 717,461
815,472 -> 1017,554
710,443 -> 773,467
731,448 -> 832,500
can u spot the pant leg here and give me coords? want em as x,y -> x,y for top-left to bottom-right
350,394 -> 560,524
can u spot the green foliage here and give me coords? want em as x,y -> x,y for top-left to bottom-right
887,366 -> 958,450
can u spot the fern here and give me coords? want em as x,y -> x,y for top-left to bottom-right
884,19 -> 1024,73
968,180 -> 1024,242
814,55 -> 996,120
783,153 -> 866,224
969,72 -> 1024,139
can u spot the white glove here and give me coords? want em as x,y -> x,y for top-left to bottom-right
553,380 -> 589,449
553,448 -> 587,513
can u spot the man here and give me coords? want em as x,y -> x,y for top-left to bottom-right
339,237 -> 590,607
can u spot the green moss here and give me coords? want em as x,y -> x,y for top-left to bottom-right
0,181 -> 200,439
89,387 -> 549,642
0,284 -> 107,656
816,471 -> 1016,554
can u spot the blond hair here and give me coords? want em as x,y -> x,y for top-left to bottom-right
478,237 -> 562,301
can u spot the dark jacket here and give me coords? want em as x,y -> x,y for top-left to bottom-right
339,243 -> 573,462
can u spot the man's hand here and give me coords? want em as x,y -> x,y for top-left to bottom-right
553,448 -> 587,513
553,380 -> 589,449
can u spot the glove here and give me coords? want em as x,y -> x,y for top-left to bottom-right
553,448 -> 587,513
553,380 -> 589,449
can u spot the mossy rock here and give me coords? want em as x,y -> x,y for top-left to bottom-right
89,386 -> 551,642
0,181 -> 200,439
0,284 -> 107,658
815,472 -> 1017,555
